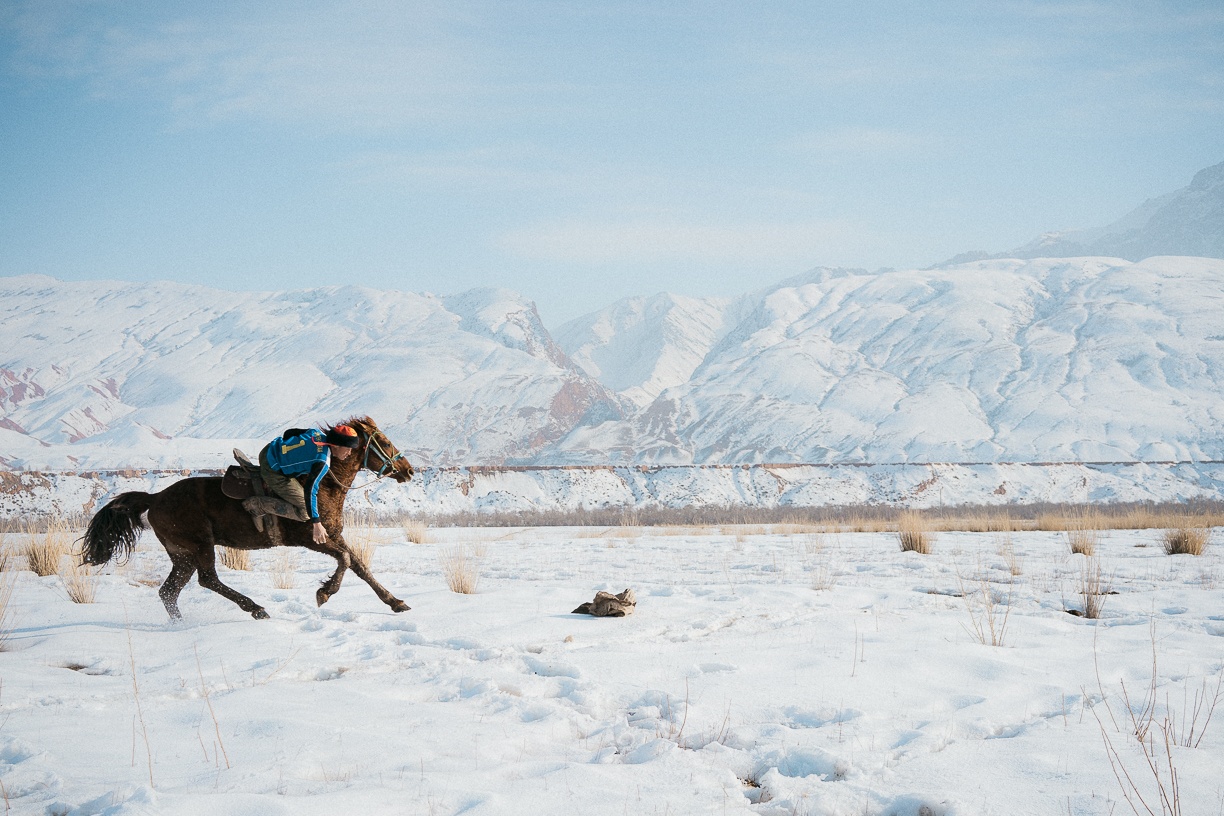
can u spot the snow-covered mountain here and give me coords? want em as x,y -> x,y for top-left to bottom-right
553,256 -> 1224,464
6,255 -> 1224,471
554,293 -> 737,409
0,276 -> 624,470
947,160 -> 1224,264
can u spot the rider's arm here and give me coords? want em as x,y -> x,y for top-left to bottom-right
304,458 -> 330,522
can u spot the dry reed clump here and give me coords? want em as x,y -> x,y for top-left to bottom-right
440,544 -> 482,594
270,549 -> 298,589
1067,527 -> 1098,556
60,558 -> 97,604
218,547 -> 251,571
1162,523 -> 1209,556
1076,556 -> 1110,619
402,520 -> 429,545
25,518 -> 72,576
896,511 -> 935,554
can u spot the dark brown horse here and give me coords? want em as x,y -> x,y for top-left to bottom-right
81,416 -> 415,620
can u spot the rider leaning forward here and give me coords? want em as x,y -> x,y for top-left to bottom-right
244,425 -> 361,543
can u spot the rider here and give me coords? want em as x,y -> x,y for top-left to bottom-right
243,424 -> 361,543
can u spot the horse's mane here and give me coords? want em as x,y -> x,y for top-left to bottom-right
322,415 -> 379,439
339,415 -> 379,438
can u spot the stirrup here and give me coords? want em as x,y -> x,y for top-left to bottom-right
242,496 -> 267,533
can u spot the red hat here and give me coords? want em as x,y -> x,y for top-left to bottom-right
320,424 -> 360,448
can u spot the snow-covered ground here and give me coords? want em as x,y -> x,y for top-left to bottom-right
2,523 -> 1222,815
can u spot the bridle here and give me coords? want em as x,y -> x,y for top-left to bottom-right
328,430 -> 410,491
363,433 -> 408,479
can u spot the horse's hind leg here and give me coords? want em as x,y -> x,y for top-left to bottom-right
195,545 -> 269,620
159,553 -> 196,620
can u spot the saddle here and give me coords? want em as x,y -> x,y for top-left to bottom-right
221,449 -> 267,501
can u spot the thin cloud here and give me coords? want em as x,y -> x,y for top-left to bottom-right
4,1 -> 490,129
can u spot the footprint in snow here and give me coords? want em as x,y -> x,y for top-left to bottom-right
522,654 -> 582,678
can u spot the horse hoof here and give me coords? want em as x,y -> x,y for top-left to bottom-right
316,590 -> 330,607
252,608 -> 270,620
391,601 -> 411,613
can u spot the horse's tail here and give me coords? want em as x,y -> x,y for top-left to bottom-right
81,491 -> 153,566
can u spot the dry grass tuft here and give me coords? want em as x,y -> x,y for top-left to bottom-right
996,532 -> 1023,576
270,549 -> 298,589
440,544 -> 482,594
402,520 -> 429,545
1077,556 -> 1110,619
1067,527 -> 1099,556
1162,523 -> 1209,556
897,511 -> 935,554
218,547 -> 251,571
61,558 -> 97,603
25,518 -> 72,576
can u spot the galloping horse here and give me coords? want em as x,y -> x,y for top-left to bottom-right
81,416 -> 414,620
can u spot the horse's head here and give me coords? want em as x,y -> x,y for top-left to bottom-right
347,416 -> 414,483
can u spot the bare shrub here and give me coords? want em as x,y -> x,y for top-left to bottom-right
1078,556 -> 1110,619
25,518 -> 71,576
957,565 -> 1012,646
402,520 -> 429,545
270,549 -> 297,589
61,558 -> 97,604
440,544 -> 482,594
218,547 -> 251,571
1093,622 -> 1222,816
897,511 -> 935,554
1162,524 -> 1208,556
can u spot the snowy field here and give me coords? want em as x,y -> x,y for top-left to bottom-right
2,523 -> 1222,816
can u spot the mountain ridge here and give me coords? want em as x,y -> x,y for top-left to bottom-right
944,159 -> 1224,265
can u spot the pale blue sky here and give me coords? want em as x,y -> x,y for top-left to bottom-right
2,1 -> 1222,325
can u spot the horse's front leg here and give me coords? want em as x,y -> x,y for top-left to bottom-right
347,549 -> 411,613
315,540 -> 350,607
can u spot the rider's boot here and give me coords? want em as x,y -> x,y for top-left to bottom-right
242,496 -> 310,533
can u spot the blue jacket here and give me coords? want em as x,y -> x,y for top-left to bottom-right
265,429 -> 331,521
